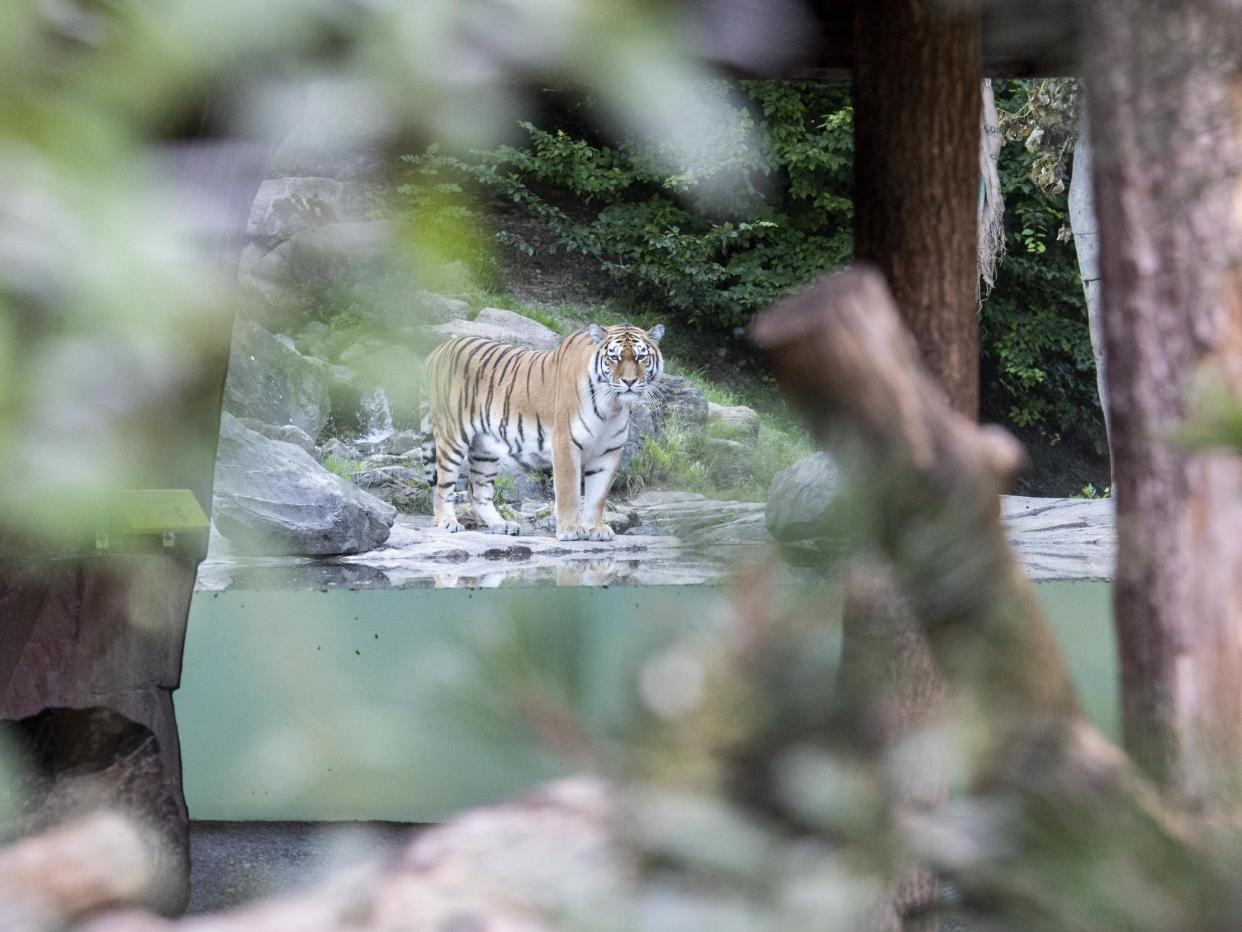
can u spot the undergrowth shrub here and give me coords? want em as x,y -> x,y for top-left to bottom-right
400,81 -> 854,332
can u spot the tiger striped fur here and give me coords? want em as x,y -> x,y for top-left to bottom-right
420,322 -> 665,541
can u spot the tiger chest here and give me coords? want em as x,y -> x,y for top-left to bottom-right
577,407 -> 631,465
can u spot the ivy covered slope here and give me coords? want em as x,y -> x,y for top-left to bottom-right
400,79 -> 1109,495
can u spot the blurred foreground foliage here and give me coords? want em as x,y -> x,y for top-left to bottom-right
418,551 -> 1241,931
0,0 -> 760,546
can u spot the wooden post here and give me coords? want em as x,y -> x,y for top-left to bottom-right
1083,0 -> 1242,812
852,0 -> 983,419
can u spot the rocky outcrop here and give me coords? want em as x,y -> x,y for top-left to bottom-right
245,177 -> 383,252
619,401 -> 659,476
764,453 -> 841,542
627,491 -> 768,546
235,418 -> 317,456
651,376 -> 708,426
430,307 -> 562,352
353,465 -> 432,514
708,401 -> 760,437
406,291 -> 471,326
1,707 -> 188,915
223,321 -> 330,440
242,219 -> 398,303
212,413 -> 395,555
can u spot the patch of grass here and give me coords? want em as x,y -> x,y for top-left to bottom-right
322,455 -> 364,480
673,369 -> 743,408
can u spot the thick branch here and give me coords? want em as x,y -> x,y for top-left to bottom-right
753,266 -> 1234,925
753,266 -> 1075,727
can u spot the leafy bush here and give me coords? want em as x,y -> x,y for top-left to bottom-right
400,81 -> 854,332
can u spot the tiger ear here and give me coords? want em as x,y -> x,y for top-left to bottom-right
646,323 -> 665,344
587,323 -> 607,344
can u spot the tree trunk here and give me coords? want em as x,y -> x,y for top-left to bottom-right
1083,0 -> 1242,812
848,16 -> 982,924
1067,101 -> 1112,464
852,0 -> 983,419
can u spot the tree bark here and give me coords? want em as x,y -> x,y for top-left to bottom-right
852,0 -> 983,419
1082,0 -> 1242,812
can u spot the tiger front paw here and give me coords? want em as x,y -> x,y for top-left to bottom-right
587,525 -> 615,542
435,518 -> 465,533
487,522 -> 522,536
556,526 -> 588,541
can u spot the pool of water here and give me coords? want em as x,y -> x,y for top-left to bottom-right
176,580 -> 1114,822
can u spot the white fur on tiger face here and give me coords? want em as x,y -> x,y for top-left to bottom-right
421,322 -> 665,541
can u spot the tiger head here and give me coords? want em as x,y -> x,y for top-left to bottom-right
587,323 -> 665,403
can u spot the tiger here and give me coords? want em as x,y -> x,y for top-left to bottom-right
420,322 -> 665,541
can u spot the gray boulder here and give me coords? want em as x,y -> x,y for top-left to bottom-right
430,307 -> 561,352
619,400 -> 659,477
246,176 -> 382,251
235,418 -> 317,456
242,220 -> 398,298
708,401 -> 760,437
384,429 -> 422,456
223,320 -> 330,439
319,437 -> 361,463
213,413 -> 395,555
652,376 -> 708,426
765,452 -> 841,542
353,465 -> 431,514
408,291 -> 471,325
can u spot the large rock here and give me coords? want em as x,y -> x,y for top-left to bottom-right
223,321 -> 330,439
235,418 -> 317,456
353,465 -> 432,514
764,452 -> 841,542
619,400 -> 660,477
246,177 -> 383,251
652,376 -> 708,426
708,401 -> 760,437
2,707 -> 189,915
213,413 -> 395,555
242,220 -> 398,297
430,307 -> 562,352
627,491 -> 768,546
406,291 -> 471,326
